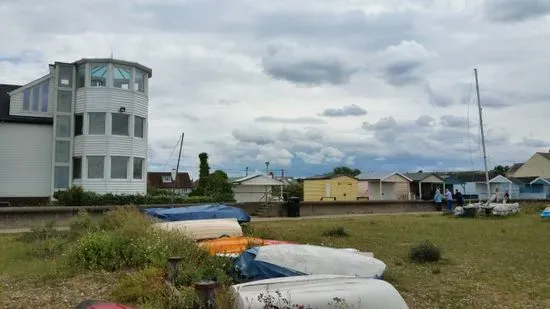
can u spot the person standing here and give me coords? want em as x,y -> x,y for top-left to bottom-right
445,188 -> 453,211
455,189 -> 464,206
434,189 -> 443,211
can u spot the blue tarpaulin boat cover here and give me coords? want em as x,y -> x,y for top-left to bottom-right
232,247 -> 306,283
541,207 -> 550,219
143,204 -> 251,223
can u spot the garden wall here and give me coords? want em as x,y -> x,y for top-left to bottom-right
0,199 -> 547,230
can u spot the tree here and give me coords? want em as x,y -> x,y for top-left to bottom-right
331,166 -> 361,177
190,152 -> 211,196
492,165 -> 510,176
205,170 -> 235,202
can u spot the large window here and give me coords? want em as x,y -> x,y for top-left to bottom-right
73,157 -> 82,180
77,65 -> 86,88
134,116 -> 145,138
111,156 -> 129,179
133,157 -> 144,179
91,64 -> 107,87
56,115 -> 71,137
54,166 -> 69,189
135,71 -> 145,93
40,82 -> 49,112
87,156 -> 104,179
31,86 -> 39,111
23,89 -> 30,111
88,112 -> 106,135
57,90 -> 72,113
74,114 -> 83,136
113,66 -> 131,89
112,113 -> 129,136
58,65 -> 73,87
55,140 -> 70,163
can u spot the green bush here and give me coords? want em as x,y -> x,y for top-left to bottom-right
54,186 -> 223,206
409,240 -> 442,264
321,226 -> 350,237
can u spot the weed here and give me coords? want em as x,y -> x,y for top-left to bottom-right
110,267 -> 165,304
322,226 -> 350,237
432,267 -> 442,274
409,240 -> 441,264
19,220 -> 60,243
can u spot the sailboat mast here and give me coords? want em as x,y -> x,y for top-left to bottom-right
474,68 -> 491,199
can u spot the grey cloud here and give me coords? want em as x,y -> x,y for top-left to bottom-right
382,60 -> 423,87
262,57 -> 358,86
425,83 -> 454,107
362,116 -> 398,131
485,0 -> 550,22
519,137 -> 547,147
254,116 -> 326,124
439,115 -> 470,128
321,104 -> 367,117
232,128 -> 274,145
415,115 -> 437,127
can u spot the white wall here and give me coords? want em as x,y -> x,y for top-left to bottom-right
233,185 -> 274,203
9,75 -> 54,118
0,123 -> 53,197
72,87 -> 148,194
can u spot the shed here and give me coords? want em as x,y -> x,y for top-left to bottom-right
404,173 -> 445,200
303,174 -> 358,202
356,172 -> 411,200
231,175 -> 284,203
440,175 -> 466,194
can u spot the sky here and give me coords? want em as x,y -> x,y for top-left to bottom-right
1,0 -> 549,179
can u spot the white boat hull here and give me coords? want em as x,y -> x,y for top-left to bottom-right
152,218 -> 243,241
232,274 -> 408,309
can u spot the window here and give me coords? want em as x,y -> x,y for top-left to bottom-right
73,157 -> 82,180
133,157 -> 144,179
87,156 -> 104,179
40,82 -> 49,112
112,113 -> 129,136
88,112 -> 106,135
57,90 -> 72,113
31,87 -> 39,111
77,65 -> 86,88
54,166 -> 69,189
23,89 -> 30,111
56,115 -> 71,137
134,116 -> 145,138
113,66 -> 131,89
111,156 -> 129,179
55,140 -> 70,163
91,64 -> 107,87
135,71 -> 145,93
58,65 -> 73,87
162,175 -> 172,183
74,114 -> 83,136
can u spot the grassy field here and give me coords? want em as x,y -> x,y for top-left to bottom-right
250,213 -> 550,309
1,211 -> 549,308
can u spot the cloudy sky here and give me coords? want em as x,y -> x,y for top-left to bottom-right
1,0 -> 549,179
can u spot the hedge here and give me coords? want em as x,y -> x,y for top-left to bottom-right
53,186 -> 235,206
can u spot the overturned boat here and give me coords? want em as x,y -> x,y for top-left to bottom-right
232,274 -> 408,309
152,218 -> 243,241
232,244 -> 386,283
143,204 -> 251,223
198,236 -> 296,256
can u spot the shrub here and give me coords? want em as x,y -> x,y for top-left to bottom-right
110,267 -> 166,304
68,210 -> 98,238
409,240 -> 441,264
19,220 -> 61,243
322,226 -> 350,237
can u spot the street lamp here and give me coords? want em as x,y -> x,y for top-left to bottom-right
265,161 -> 270,175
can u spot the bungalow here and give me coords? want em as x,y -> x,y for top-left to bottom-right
302,174 -> 358,202
511,176 -> 550,199
230,174 -> 284,203
147,172 -> 194,196
440,175 -> 466,195
509,152 -> 550,178
404,173 -> 445,200
356,172 -> 411,200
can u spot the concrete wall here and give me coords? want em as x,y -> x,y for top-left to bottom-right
0,199 -> 548,230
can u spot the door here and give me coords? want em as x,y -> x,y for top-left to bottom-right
325,183 -> 331,198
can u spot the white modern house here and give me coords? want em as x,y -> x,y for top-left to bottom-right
0,58 -> 152,201
231,175 -> 284,203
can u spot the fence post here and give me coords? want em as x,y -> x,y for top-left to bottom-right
167,256 -> 182,284
194,279 -> 219,308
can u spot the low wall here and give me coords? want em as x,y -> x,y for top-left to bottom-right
0,200 -> 547,230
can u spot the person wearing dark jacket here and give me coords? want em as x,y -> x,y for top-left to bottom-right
455,189 -> 464,206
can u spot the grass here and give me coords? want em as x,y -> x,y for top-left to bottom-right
248,213 -> 550,309
1,211 -> 549,308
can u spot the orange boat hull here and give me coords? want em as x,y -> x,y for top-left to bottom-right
198,237 -> 295,255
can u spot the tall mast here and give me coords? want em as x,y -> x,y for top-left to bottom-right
175,132 -> 184,176
474,68 -> 491,199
